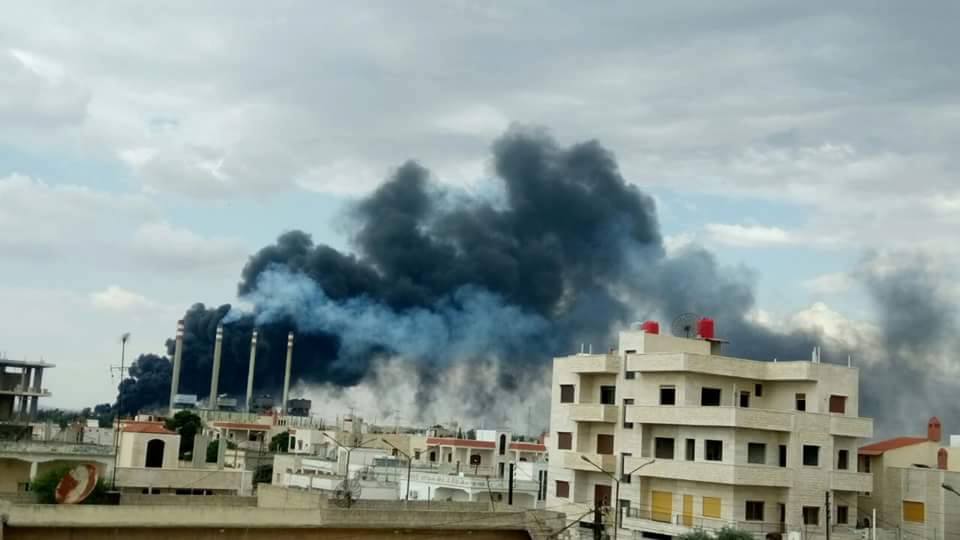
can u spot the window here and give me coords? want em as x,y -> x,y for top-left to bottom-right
626,371 -> 636,380
803,507 -> 820,526
803,445 -> 820,466
903,501 -> 925,523
739,391 -> 750,408
660,386 -> 676,405
447,453 -> 452,463
623,399 -> 634,429
414,450 -> 421,460
685,439 -> 695,461
829,395 -> 847,414
838,449 -> 849,470
745,501 -> 765,521
796,393 -> 806,411
779,445 -> 787,467
555,480 -> 570,498
655,437 -> 675,459
701,388 -> 721,406
560,384 -> 575,403
703,497 -> 722,519
748,443 -> 766,464
837,505 -> 849,525
600,385 -> 616,405
755,384 -> 763,397
621,452 -> 632,483
860,456 -> 871,473
705,440 -> 723,461
429,451 -> 436,462
557,432 -> 572,450
597,434 -> 614,455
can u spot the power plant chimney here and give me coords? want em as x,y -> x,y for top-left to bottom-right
281,331 -> 294,415
168,320 -> 185,416
209,324 -> 224,410
245,329 -> 258,413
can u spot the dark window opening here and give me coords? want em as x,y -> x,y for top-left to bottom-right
838,449 -> 849,470
597,434 -> 614,455
429,451 -> 436,462
685,439 -> 695,461
755,384 -> 763,397
499,434 -> 507,455
705,440 -> 723,461
803,506 -> 820,526
779,445 -> 787,467
830,395 -> 847,414
796,393 -> 806,411
625,371 -> 636,380
557,432 -> 572,450
660,386 -> 676,405
803,445 -> 820,466
739,391 -> 750,408
701,388 -> 721,406
556,480 -> 570,498
600,385 -> 616,405
621,452 -> 632,483
560,385 -> 575,403
655,437 -> 675,459
145,438 -> 165,468
623,398 -> 634,429
837,505 -> 849,525
746,501 -> 765,521
748,443 -> 766,464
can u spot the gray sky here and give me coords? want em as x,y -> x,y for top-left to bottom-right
1,2 -> 959,413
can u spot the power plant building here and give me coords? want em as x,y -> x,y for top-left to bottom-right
547,319 -> 874,539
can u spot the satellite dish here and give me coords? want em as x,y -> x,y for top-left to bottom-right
55,464 -> 99,504
333,472 -> 362,507
670,313 -> 701,338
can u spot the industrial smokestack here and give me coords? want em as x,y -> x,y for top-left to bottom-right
281,331 -> 294,414
245,329 -> 258,413
209,324 -> 223,409
168,320 -> 184,415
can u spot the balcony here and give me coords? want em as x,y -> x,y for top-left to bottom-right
560,451 -> 616,473
0,385 -> 51,397
570,403 -> 619,423
626,405 -> 793,432
626,405 -> 873,437
623,456 -> 793,488
830,470 -> 872,492
560,354 -> 620,374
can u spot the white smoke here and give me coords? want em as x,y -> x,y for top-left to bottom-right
295,357 -> 552,436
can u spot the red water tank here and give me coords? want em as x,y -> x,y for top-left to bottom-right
697,318 -> 715,340
640,321 -> 660,335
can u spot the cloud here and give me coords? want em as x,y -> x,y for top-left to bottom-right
0,49 -> 90,128
704,223 -> 794,248
90,286 -> 154,312
803,272 -> 855,295
132,221 -> 246,271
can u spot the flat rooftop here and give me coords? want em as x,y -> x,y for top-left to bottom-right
0,358 -> 56,369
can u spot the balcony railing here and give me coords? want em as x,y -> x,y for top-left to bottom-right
626,405 -> 873,437
559,354 -> 620,374
560,451 -> 616,473
623,456 -> 793,488
569,403 -> 619,423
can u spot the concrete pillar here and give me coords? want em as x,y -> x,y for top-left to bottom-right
245,329 -> 258,413
208,324 -> 223,409
29,461 -> 38,482
282,332 -> 294,413
169,320 -> 185,416
32,367 -> 43,392
216,435 -> 226,470
192,433 -> 210,468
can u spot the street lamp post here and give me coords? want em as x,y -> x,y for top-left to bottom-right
382,439 -> 414,502
943,483 -> 960,497
111,332 -> 130,490
321,432 -> 377,508
580,456 -> 655,540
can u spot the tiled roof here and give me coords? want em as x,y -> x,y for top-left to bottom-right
509,442 -> 546,452
213,422 -> 270,431
122,422 -> 176,434
859,437 -> 928,456
427,437 -> 495,449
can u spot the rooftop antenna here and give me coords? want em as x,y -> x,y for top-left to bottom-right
670,313 -> 701,338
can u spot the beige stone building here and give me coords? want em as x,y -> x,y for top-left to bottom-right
547,321 -> 874,539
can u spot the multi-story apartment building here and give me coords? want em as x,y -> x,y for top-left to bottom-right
547,321 -> 874,539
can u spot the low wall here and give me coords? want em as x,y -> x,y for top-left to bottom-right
119,494 -> 256,507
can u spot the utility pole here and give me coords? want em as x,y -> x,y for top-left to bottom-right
508,463 -> 515,505
110,332 -> 130,490
825,491 -> 831,540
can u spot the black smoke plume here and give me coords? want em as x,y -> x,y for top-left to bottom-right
114,127 -> 958,437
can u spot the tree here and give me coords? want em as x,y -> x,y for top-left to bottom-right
31,466 -> 108,504
165,410 -> 203,459
206,439 -> 237,462
269,431 -> 289,453
716,527 -> 755,540
678,531 -> 714,540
